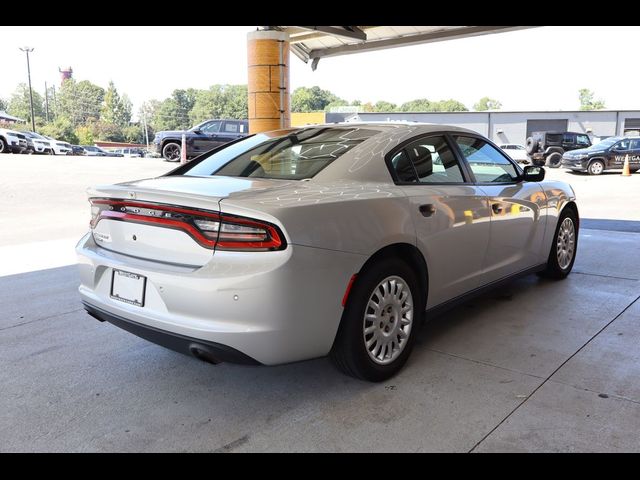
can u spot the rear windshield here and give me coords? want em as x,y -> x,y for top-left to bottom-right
182,127 -> 377,180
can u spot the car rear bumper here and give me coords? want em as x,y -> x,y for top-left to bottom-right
76,232 -> 366,365
83,301 -> 260,364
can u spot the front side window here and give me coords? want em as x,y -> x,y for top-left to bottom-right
200,121 -> 221,134
577,134 -> 590,146
613,139 -> 630,151
454,136 -> 518,183
182,127 -> 377,180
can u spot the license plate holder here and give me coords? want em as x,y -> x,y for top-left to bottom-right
110,269 -> 146,307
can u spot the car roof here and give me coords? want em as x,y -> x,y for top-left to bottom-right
288,122 -> 480,137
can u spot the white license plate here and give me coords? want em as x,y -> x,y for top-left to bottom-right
110,269 -> 146,307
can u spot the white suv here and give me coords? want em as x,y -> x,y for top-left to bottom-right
43,135 -> 72,155
0,128 -> 28,154
22,131 -> 52,154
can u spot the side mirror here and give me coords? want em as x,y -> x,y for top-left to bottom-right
192,128 -> 201,134
523,165 -> 545,182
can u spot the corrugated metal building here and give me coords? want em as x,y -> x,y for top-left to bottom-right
325,110 -> 640,144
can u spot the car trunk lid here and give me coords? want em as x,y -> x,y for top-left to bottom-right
88,175 -> 290,266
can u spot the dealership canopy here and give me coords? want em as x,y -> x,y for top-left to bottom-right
270,26 -> 535,70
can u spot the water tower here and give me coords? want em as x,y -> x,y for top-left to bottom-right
59,67 -> 73,84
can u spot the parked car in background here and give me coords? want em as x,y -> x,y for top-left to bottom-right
22,132 -> 51,154
83,146 -> 123,157
83,146 -> 107,157
113,148 -> 142,158
499,144 -> 529,164
525,131 -> 591,168
43,135 -> 73,155
561,136 -> 640,175
71,145 -> 86,156
153,119 -> 249,162
78,123 -> 579,381
0,128 -> 28,153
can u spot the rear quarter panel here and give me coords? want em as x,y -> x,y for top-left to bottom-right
219,181 -> 415,256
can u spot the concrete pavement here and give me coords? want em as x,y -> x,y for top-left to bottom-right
1,154 -> 639,451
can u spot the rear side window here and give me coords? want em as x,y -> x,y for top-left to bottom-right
389,135 -> 465,184
454,136 -> 518,183
390,150 -> 417,182
630,139 -> 640,150
224,122 -> 239,133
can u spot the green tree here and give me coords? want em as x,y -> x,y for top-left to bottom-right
75,124 -> 94,145
8,83 -> 44,123
431,99 -> 468,112
58,79 -> 105,126
399,98 -> 433,112
91,121 -> 124,142
138,100 -> 160,140
152,88 -> 198,131
40,116 -> 78,143
101,81 -> 132,127
579,88 -> 605,110
291,86 -> 343,112
189,84 -> 248,124
473,97 -> 502,111
0,98 -> 7,111
122,124 -> 144,143
373,100 -> 397,112
324,99 -> 349,111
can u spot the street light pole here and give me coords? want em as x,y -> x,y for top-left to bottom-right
19,47 -> 36,132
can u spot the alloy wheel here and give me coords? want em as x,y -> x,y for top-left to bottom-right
363,275 -> 414,365
557,217 -> 576,270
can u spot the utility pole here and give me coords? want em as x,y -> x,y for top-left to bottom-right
44,81 -> 50,122
142,112 -> 150,148
19,47 -> 36,132
52,85 -> 57,115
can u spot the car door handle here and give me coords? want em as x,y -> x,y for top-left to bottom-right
492,203 -> 504,214
419,204 -> 436,217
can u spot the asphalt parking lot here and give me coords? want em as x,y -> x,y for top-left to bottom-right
1,154 -> 640,452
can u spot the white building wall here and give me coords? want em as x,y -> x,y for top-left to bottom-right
352,111 -> 640,144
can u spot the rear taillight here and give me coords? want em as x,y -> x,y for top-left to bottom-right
89,198 -> 285,251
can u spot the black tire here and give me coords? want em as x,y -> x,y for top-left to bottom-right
588,159 -> 605,175
162,142 -> 181,162
48,148 -> 55,155
525,137 -> 538,154
546,152 -> 562,168
0,137 -> 8,154
26,148 -> 34,155
330,258 -> 424,382
539,207 -> 578,280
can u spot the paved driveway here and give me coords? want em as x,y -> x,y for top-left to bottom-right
1,155 -> 639,452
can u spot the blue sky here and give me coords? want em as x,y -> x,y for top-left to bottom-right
1,26 -> 638,118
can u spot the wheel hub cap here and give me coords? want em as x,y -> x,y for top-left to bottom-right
363,276 -> 414,365
556,217 -> 576,269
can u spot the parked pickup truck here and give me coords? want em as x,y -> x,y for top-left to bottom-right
153,119 -> 249,162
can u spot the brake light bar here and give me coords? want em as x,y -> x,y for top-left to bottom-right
89,198 -> 285,251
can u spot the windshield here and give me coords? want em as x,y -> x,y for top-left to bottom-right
589,137 -> 620,149
181,127 -> 378,180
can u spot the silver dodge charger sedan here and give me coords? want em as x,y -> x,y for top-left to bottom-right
77,123 -> 579,381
